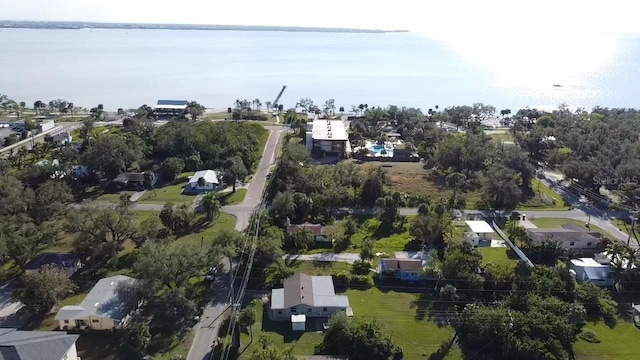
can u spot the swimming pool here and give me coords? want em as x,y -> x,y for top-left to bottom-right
369,144 -> 385,153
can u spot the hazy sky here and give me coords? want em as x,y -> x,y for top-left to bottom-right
3,0 -> 640,37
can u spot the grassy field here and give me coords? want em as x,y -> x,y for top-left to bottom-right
574,318 -> 640,360
173,212 -> 237,248
217,188 -> 248,205
531,218 -> 614,239
369,162 -> 483,207
479,247 -> 518,269
290,259 -> 353,276
490,133 -> 515,143
138,179 -> 194,204
518,178 -> 570,211
344,217 -> 467,255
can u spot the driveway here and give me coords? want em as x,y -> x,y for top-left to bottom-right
0,282 -> 27,328
283,253 -> 361,264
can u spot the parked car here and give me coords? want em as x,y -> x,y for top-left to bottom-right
205,267 -> 217,281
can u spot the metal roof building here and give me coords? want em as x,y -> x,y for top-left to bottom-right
0,328 -> 78,360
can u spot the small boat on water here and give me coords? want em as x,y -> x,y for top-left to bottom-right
553,84 -> 562,87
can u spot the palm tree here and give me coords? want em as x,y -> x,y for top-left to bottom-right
253,98 -> 262,111
265,101 -> 272,111
33,100 -> 42,115
186,101 -> 206,121
201,193 -> 221,221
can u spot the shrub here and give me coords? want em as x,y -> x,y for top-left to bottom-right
332,271 -> 373,289
351,260 -> 372,275
578,330 -> 600,343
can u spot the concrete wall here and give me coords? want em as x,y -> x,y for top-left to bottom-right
64,342 -> 80,360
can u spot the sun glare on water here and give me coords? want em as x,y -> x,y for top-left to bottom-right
418,30 -> 620,90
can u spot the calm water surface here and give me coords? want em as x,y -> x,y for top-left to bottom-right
1,28 -> 639,110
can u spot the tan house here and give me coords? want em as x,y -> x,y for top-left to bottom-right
55,275 -> 139,331
0,328 -> 79,360
269,273 -> 352,328
527,223 -> 603,250
287,222 -> 330,243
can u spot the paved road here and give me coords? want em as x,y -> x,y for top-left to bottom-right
187,125 -> 286,360
283,253 -> 360,263
0,122 -> 82,155
223,126 -> 286,231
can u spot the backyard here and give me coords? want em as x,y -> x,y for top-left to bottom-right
236,286 -> 462,359
574,317 -> 640,360
479,247 -> 518,269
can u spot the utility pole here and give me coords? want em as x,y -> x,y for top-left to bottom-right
628,211 -> 638,246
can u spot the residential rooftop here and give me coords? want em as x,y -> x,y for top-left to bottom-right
465,220 -> 494,233
271,273 -> 350,309
55,275 -> 136,322
311,120 -> 348,141
0,328 -> 78,360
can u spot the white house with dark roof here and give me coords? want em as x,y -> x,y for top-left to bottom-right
0,328 -> 79,360
269,273 -> 352,325
184,170 -> 220,194
55,275 -> 139,331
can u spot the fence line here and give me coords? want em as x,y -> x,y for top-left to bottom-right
492,221 -> 533,268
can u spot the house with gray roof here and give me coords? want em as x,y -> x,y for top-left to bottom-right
527,223 -> 604,251
269,273 -> 352,325
55,275 -> 139,331
0,328 -> 79,360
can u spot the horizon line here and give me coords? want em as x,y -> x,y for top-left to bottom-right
0,19 -> 410,33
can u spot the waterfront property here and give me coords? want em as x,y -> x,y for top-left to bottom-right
183,169 -> 220,194
569,258 -> 614,287
55,275 -> 140,331
0,328 -> 79,360
305,119 -> 350,157
154,99 -> 188,119
269,273 -> 352,330
527,223 -> 604,251
377,258 -> 427,281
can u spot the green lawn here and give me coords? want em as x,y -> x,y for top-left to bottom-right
343,288 -> 461,359
238,301 -> 324,358
346,217 -> 466,255
138,174 -> 194,205
479,247 -> 518,269
290,260 -> 353,276
518,178 -> 570,211
173,212 -> 237,248
574,318 -> 640,360
217,188 -> 248,205
236,265 -> 462,358
153,330 -> 196,360
490,133 -> 515,143
531,218 -> 614,239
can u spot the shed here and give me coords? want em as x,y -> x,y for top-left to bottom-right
465,220 -> 494,241
291,314 -> 306,331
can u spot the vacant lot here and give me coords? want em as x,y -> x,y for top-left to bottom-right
518,178 -> 570,211
362,162 -> 482,206
574,317 -> 640,360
